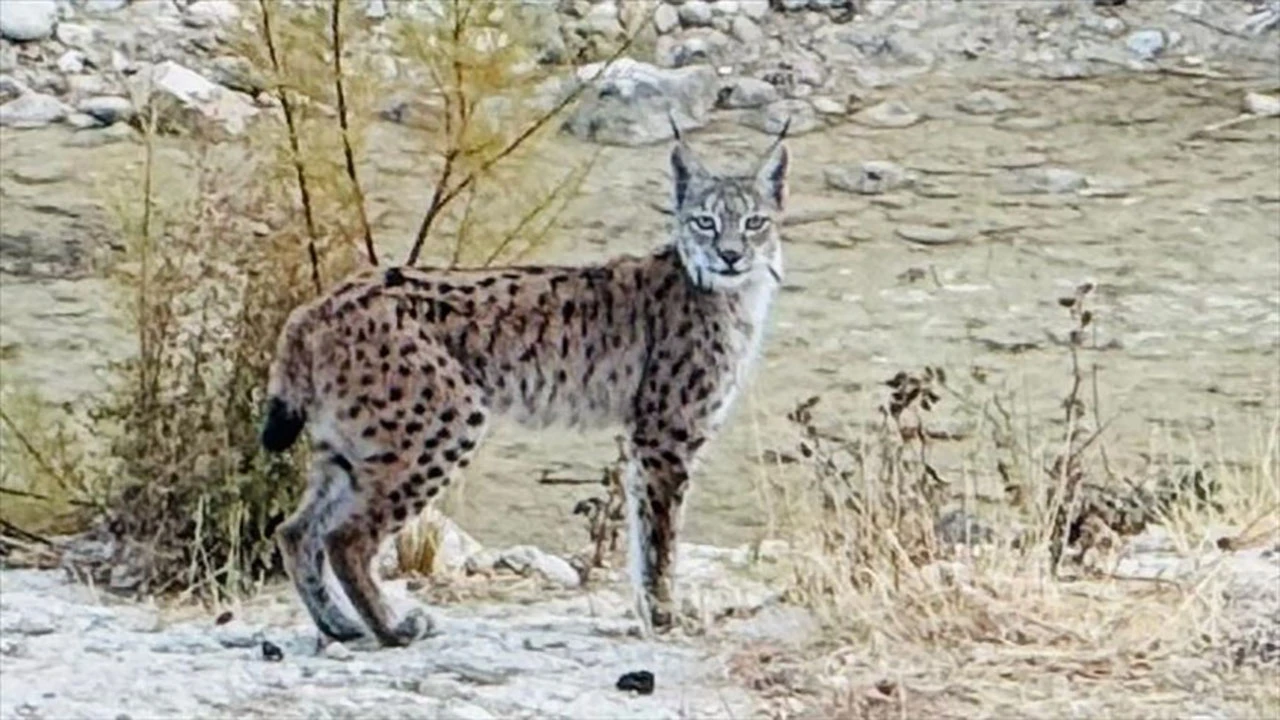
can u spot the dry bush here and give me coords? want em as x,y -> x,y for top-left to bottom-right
1,0 -> 640,600
759,283 -> 1280,718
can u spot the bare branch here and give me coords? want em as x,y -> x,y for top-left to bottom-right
403,3 -> 653,267
331,0 -> 378,266
257,0 -> 323,294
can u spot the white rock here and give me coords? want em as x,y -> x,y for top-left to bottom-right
0,0 -> 58,41
717,76 -> 777,108
956,88 -> 1021,116
566,58 -> 719,146
0,92 -> 69,128
583,2 -> 623,38
742,98 -> 819,136
134,60 -> 258,135
184,0 -> 239,27
1000,167 -> 1087,195
1244,92 -> 1280,117
54,22 -> 96,49
57,50 -> 88,75
439,702 -> 497,720
810,95 -> 845,115
852,99 -> 922,128
365,0 -> 388,20
78,95 -> 134,125
0,75 -> 30,100
653,3 -> 679,33
495,546 -> 581,588
1126,29 -> 1165,60
740,0 -> 768,19
82,0 -> 130,12
712,0 -> 739,14
825,160 -> 914,195
678,0 -> 713,26
730,14 -> 762,43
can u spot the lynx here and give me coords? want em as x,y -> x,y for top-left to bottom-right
260,129 -> 790,647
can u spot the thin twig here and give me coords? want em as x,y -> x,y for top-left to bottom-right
0,408 -> 79,502
258,0 -> 323,294
331,0 -> 378,266
0,485 -> 95,509
404,5 -> 651,266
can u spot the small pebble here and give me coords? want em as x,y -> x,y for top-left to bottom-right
616,670 -> 655,695
261,640 -> 284,662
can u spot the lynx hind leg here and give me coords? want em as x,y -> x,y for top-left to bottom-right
278,454 -> 367,643
321,335 -> 491,647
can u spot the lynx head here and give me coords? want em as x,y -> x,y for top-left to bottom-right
669,129 -> 789,292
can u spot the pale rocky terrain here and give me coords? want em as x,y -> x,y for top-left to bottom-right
1,0 -> 1278,716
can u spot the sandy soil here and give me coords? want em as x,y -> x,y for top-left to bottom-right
2,65 -> 1278,555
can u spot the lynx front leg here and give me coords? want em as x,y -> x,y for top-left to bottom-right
624,431 -> 700,635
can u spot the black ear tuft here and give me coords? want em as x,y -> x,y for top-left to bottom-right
671,144 -> 693,209
756,143 -> 789,210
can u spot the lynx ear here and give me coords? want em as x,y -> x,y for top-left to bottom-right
754,141 -> 789,210
671,138 -> 709,210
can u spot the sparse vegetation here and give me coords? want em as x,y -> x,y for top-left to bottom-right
0,0 -> 642,600
747,283 -> 1280,717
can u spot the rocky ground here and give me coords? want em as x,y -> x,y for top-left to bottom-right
1,0 -> 1279,716
0,540 -> 812,719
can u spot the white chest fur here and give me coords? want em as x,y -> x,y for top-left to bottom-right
711,248 -> 781,430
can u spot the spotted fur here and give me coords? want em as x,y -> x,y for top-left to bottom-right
261,135 -> 790,646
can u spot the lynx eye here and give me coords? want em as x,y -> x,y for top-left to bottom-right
690,215 -> 717,232
744,215 -> 769,232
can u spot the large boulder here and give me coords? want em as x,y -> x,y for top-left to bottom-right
561,58 -> 717,146
130,61 -> 258,137
0,0 -> 58,42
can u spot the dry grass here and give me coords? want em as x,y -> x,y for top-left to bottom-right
749,285 -> 1280,718
0,0 -> 646,601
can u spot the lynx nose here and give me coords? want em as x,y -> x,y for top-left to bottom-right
718,248 -> 743,266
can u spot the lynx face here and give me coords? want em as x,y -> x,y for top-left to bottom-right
670,140 -> 789,292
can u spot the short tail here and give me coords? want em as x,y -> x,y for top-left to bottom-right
261,305 -> 315,453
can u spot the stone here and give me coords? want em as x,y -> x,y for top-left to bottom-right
82,0 -> 130,12
564,59 -> 718,146
824,160 -> 913,195
655,29 -> 731,68
56,51 -> 89,75
894,224 -> 972,245
184,0 -> 240,27
740,0 -> 768,19
0,75 -> 28,101
741,98 -> 819,136
1125,29 -> 1165,60
583,2 -> 623,39
956,88 -> 1021,116
852,99 -> 921,128
207,55 -> 267,96
1244,92 -> 1280,117
494,546 -> 581,588
0,92 -> 69,128
679,0 -> 714,26
716,76 -> 778,109
133,60 -> 258,136
78,95 -> 134,126
1000,167 -> 1087,195
653,3 -> 679,33
54,22 -> 96,49
810,95 -> 845,115
730,15 -> 762,43
0,0 -> 58,41
365,0 -> 388,20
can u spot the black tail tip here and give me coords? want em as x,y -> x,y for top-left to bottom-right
261,397 -> 306,453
